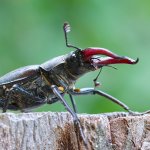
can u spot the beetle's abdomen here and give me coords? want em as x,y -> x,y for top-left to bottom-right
0,65 -> 40,85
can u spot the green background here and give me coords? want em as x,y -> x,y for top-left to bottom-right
0,0 -> 150,114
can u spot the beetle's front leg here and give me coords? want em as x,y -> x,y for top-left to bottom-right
70,88 -> 150,116
69,88 -> 133,113
51,85 -> 87,146
3,84 -> 46,112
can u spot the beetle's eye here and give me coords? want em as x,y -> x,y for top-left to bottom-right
70,53 -> 76,62
72,53 -> 76,57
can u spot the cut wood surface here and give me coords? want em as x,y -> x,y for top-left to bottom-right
0,112 -> 150,150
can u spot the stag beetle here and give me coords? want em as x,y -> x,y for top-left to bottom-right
0,22 -> 139,145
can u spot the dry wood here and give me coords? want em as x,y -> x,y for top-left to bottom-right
0,112 -> 150,150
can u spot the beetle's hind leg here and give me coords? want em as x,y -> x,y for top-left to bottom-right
0,98 -> 7,112
2,84 -> 46,112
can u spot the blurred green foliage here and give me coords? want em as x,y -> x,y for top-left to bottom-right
0,0 -> 150,114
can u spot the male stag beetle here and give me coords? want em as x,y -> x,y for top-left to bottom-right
0,22 -> 139,145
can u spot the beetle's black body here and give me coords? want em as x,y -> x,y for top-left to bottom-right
0,22 -> 140,146
0,51 -> 92,111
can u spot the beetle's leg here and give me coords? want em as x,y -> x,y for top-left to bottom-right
3,84 -> 46,112
1,97 -> 21,112
51,85 -> 78,120
69,94 -> 78,113
3,92 -> 12,113
51,85 -> 87,146
69,88 -> 132,113
48,92 -> 78,113
0,98 -> 6,111
70,88 -> 150,116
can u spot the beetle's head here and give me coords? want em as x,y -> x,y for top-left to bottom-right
64,22 -> 138,80
65,47 -> 138,79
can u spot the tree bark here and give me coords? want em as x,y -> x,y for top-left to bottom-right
0,112 -> 150,150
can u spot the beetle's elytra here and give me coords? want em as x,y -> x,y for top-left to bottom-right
0,22 -> 139,145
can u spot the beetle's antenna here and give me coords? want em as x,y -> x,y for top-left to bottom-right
93,66 -> 117,88
107,65 -> 118,70
63,22 -> 81,50
93,67 -> 103,88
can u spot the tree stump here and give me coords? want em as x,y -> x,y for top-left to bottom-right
0,112 -> 150,150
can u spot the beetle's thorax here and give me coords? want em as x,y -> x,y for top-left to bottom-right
40,54 -> 76,89
47,63 -> 76,90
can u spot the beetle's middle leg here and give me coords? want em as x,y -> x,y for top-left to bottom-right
69,94 -> 78,113
2,84 -> 46,112
51,85 -> 87,146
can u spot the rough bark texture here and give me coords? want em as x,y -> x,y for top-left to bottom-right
0,112 -> 150,150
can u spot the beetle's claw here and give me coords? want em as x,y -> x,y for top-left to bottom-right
81,47 -> 139,68
134,58 -> 139,64
128,110 -> 150,116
